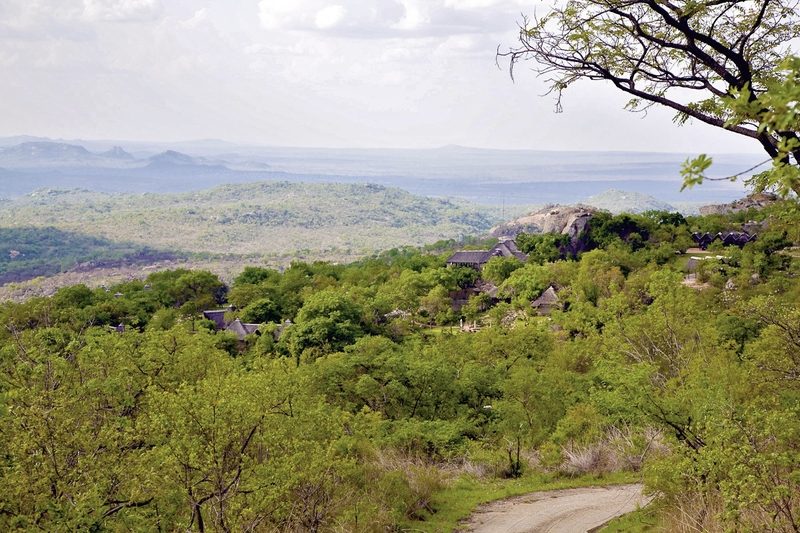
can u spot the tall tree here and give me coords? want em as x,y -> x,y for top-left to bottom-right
503,0 -> 800,193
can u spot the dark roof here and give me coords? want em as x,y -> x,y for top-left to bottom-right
203,309 -> 228,330
491,240 -> 528,261
692,232 -> 716,244
225,319 -> 260,340
447,251 -> 490,265
721,232 -> 756,246
692,231 -> 756,249
531,286 -> 559,308
446,239 -> 528,267
475,280 -> 499,298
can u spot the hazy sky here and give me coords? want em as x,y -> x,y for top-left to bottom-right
0,0 -> 763,153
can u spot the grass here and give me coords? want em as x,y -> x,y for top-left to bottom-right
399,470 -> 639,533
599,499 -> 664,532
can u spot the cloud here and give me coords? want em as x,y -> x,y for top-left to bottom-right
259,0 -> 406,35
256,0 -> 528,39
392,0 -> 428,30
258,0 -> 298,30
315,5 -> 346,29
181,8 -> 208,28
444,0 -> 524,9
0,1 -> 87,38
82,0 -> 163,22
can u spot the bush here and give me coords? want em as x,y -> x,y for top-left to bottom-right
383,419 -> 468,460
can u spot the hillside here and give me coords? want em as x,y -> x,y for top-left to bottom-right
0,227 -> 176,285
0,182 -> 497,269
0,197 -> 796,532
583,189 -> 676,213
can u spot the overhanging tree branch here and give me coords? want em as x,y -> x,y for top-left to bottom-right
500,0 -> 800,194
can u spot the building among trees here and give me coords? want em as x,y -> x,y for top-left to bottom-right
446,238 -> 528,269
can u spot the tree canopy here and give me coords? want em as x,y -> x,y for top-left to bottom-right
503,0 -> 800,194
1,202 -> 799,531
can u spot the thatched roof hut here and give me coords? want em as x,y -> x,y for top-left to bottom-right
531,286 -> 560,315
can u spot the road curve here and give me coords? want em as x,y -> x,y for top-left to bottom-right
458,483 -> 649,533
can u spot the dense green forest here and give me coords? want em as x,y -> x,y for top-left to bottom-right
1,199 -> 798,531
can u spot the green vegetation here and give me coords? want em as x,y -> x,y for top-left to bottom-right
0,226 -> 176,284
406,471 -> 636,532
0,182 -> 498,264
505,0 -> 800,195
0,199 -> 798,531
600,503 -> 664,532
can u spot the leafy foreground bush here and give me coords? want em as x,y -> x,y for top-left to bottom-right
1,201 -> 799,530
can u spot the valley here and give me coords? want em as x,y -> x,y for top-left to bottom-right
0,182 -> 497,291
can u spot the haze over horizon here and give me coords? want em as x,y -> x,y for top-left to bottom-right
0,134 -> 768,156
0,1 -> 766,155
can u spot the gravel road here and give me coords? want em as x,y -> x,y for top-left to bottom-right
459,483 -> 649,533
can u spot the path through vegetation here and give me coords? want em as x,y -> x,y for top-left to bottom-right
460,483 -> 649,533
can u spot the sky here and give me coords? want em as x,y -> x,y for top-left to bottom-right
0,0 -> 764,153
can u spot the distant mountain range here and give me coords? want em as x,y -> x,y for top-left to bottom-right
0,142 -> 220,170
0,136 -> 760,206
0,141 -> 277,196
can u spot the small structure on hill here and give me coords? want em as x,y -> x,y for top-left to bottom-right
721,232 -> 756,247
225,319 -> 261,341
202,307 -> 261,341
691,231 -> 757,250
450,280 -> 500,311
531,286 -> 561,315
446,238 -> 528,269
202,309 -> 230,329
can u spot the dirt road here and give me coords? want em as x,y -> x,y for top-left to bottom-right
459,483 -> 649,533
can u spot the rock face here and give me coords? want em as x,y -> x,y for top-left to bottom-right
563,211 -> 595,255
491,204 -> 598,258
491,204 -> 598,238
699,192 -> 779,215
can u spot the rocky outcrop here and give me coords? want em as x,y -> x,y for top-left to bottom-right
491,204 -> 598,238
699,192 -> 779,215
491,204 -> 599,258
563,211 -> 595,255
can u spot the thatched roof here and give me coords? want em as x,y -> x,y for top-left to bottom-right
490,239 -> 528,261
225,319 -> 261,340
447,250 -> 490,265
446,239 -> 528,268
531,286 -> 559,308
475,280 -> 499,299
